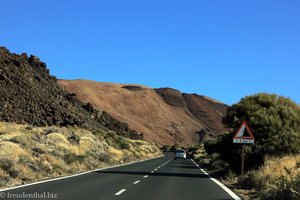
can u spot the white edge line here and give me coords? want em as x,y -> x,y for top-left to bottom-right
115,189 -> 127,196
209,178 -> 241,200
0,155 -> 165,192
191,159 -> 241,200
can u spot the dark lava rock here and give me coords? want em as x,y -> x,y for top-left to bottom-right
0,46 -> 142,140
122,85 -> 143,91
155,88 -> 186,108
182,94 -> 228,134
155,87 -> 228,137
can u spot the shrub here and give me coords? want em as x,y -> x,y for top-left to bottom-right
25,125 -> 33,130
260,174 -> 300,200
205,93 -> 300,172
161,145 -> 171,152
63,153 -> 86,164
170,144 -> 181,152
246,155 -> 300,199
46,133 -> 69,145
117,138 -> 130,150
0,158 -> 19,178
103,131 -> 117,146
98,152 -> 111,163
0,168 -> 8,185
224,93 -> 300,157
0,158 -> 14,173
10,135 -> 31,146
104,131 -> 130,150
43,127 -> 58,135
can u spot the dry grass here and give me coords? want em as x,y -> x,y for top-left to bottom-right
255,155 -> 300,182
0,122 -> 162,188
251,155 -> 300,196
193,142 -> 300,200
224,155 -> 300,200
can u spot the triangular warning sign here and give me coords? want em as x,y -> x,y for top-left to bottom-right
233,121 -> 255,144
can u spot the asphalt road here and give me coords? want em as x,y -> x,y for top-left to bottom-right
0,153 -> 240,200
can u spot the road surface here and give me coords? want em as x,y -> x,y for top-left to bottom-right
0,153 -> 240,200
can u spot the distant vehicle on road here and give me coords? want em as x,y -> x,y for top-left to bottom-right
174,150 -> 186,159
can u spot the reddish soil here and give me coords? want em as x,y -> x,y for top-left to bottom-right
59,80 -> 228,145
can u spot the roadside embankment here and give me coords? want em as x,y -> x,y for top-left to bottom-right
0,122 -> 162,189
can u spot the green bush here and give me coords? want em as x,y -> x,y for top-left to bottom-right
0,158 -> 14,173
204,133 -> 245,172
117,138 -> 130,150
170,144 -> 181,152
161,145 -> 171,152
205,93 -> 300,172
0,158 -> 19,178
64,154 -> 86,164
98,152 -> 112,163
104,131 -> 130,150
224,93 -> 300,156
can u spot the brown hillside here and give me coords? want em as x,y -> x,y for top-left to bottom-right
182,94 -> 228,134
59,80 -> 228,145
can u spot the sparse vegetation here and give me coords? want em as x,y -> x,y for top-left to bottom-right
170,144 -> 182,152
249,155 -> 300,200
60,80 -> 228,145
200,93 -> 300,173
0,122 -> 162,188
161,145 -> 171,152
191,93 -> 300,199
192,142 -> 300,200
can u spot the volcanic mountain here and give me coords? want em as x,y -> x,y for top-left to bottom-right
59,80 -> 229,145
0,47 -> 142,139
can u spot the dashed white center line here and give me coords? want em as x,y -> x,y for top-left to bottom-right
133,180 -> 140,185
115,189 -> 127,196
143,175 -> 149,178
151,171 -> 154,173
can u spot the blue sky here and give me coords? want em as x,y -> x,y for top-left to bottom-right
1,0 -> 299,105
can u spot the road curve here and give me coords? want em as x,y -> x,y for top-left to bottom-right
0,153 -> 240,200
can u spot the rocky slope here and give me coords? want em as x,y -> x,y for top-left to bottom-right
0,47 -> 142,139
59,80 -> 229,145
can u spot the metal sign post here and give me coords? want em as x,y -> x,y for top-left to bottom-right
233,121 -> 254,176
241,144 -> 245,176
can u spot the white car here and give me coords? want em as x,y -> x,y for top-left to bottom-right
174,150 -> 186,159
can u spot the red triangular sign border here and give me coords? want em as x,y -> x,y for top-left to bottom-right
233,121 -> 254,139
